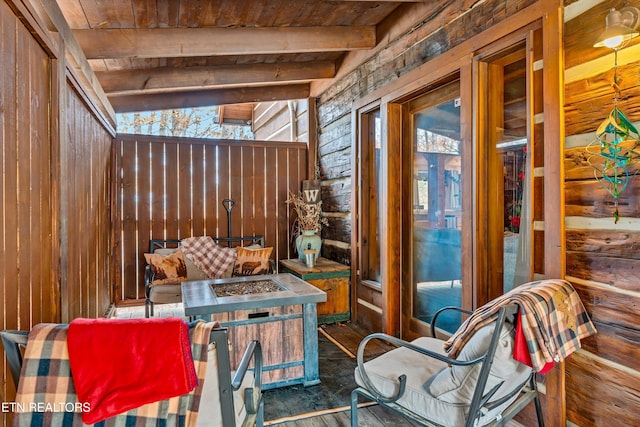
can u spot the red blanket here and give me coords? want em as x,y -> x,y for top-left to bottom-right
513,308 -> 554,374
67,317 -> 198,424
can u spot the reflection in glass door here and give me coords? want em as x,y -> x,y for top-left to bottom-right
481,43 -> 532,302
407,81 -> 463,335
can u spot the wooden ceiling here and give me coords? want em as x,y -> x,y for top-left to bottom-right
55,0 -> 425,113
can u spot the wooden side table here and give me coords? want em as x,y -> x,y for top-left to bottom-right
280,258 -> 350,323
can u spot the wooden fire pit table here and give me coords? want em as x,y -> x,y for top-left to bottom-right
181,273 -> 327,389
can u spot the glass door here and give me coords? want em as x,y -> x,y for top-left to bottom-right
479,42 -> 533,303
402,80 -> 465,337
355,107 -> 385,332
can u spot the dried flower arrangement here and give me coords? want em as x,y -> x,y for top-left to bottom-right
286,191 -> 329,235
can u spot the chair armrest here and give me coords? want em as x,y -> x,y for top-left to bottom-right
430,306 -> 473,338
356,332 -> 485,404
232,340 -> 263,415
0,330 -> 29,389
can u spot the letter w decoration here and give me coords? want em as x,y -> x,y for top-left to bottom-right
302,180 -> 321,204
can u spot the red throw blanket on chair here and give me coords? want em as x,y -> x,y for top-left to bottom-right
67,317 -> 198,424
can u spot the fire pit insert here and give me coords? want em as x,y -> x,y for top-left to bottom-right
213,279 -> 284,297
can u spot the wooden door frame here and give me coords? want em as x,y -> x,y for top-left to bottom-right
350,1 -> 565,425
388,73 -> 469,340
472,30 -> 537,305
352,101 -> 379,331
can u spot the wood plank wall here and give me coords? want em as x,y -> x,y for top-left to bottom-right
1,5 -> 55,410
61,84 -> 114,321
563,0 -> 640,425
1,0 -> 114,419
113,135 -> 308,302
253,100 -> 310,143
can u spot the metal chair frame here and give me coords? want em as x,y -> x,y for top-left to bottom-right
351,305 -> 545,427
1,326 -> 264,427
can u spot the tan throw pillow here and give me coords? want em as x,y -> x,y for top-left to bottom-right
233,246 -> 273,276
144,250 -> 188,286
155,248 -> 208,280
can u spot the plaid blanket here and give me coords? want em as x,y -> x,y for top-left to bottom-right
14,321 -> 214,426
181,236 -> 237,278
444,279 -> 596,372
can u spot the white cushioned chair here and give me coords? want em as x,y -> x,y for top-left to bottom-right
351,305 -> 544,427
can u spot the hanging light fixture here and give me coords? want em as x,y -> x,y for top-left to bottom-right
593,7 -> 640,49
586,6 -> 640,223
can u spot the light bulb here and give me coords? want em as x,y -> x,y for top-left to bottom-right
603,35 -> 624,49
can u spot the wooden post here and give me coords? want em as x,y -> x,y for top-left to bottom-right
307,97 -> 318,179
542,1 -> 566,426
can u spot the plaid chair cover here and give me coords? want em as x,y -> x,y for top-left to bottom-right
14,321 -> 214,426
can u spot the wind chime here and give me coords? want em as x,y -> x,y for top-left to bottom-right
586,7 -> 640,223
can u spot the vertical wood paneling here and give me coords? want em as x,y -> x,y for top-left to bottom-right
165,142 -> 180,237
63,85 -> 113,318
67,92 -> 79,316
2,0 -> 114,411
178,144 -> 192,238
192,144 -> 205,236
16,22 -> 32,331
229,145 -> 243,239
151,142 -> 165,240
242,146 -> 255,237
1,5 -> 20,411
265,147 -> 280,262
217,145 -> 231,237
204,144 -> 218,236
30,35 -> 49,324
136,140 -> 152,282
114,136 -> 308,301
121,141 -> 138,299
253,147 -> 267,242
2,2 -> 20,335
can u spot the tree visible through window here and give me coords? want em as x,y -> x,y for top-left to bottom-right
117,107 -> 254,140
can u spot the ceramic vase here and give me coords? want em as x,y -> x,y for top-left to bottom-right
296,230 -> 321,262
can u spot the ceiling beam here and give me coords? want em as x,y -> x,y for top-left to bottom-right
109,84 -> 311,113
33,0 -> 116,127
74,26 -> 376,59
97,61 -> 335,95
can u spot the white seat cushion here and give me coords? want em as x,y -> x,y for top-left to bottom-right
428,322 -> 520,403
428,321 -> 532,424
148,283 -> 182,304
355,337 -> 468,426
